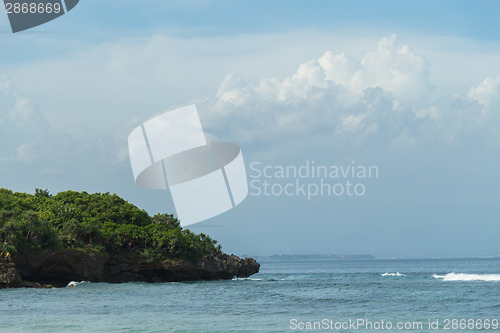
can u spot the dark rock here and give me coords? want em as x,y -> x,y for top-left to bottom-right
2,249 -> 260,288
15,249 -> 108,287
1,263 -> 55,288
96,251 -> 260,283
0,264 -> 23,288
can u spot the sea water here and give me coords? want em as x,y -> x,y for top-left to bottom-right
0,257 -> 499,332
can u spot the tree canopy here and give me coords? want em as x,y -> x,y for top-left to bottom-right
0,188 -> 221,262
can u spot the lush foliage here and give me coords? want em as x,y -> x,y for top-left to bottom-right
0,188 -> 221,261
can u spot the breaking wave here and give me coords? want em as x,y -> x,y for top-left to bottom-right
381,272 -> 406,277
66,281 -> 90,288
232,277 -> 263,281
433,273 -> 500,282
232,276 -> 288,282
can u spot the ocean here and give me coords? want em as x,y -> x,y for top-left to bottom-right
1,257 -> 499,332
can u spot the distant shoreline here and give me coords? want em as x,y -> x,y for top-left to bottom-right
251,254 -> 375,261
250,254 -> 500,261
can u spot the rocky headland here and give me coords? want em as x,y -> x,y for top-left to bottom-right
0,189 -> 260,289
1,249 -> 259,288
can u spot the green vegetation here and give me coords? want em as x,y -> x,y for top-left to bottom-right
0,188 -> 221,262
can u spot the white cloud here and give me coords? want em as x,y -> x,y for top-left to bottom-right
316,34 -> 431,106
199,35 -> 500,158
3,31 -> 388,134
216,74 -> 254,106
357,34 -> 430,104
2,32 -> 500,202
0,75 -> 130,178
212,34 -> 430,108
468,76 -> 500,119
16,142 -> 37,162
5,30 -> 499,144
0,76 -> 49,159
4,33 -> 496,170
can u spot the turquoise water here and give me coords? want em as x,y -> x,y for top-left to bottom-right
1,258 -> 499,332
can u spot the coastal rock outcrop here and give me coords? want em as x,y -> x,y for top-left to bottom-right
1,249 -> 260,288
0,264 -> 23,288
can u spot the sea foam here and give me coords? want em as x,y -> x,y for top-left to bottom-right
432,273 -> 500,282
66,281 -> 89,287
232,277 -> 263,281
381,272 -> 406,277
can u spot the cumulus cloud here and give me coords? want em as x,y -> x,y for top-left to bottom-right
0,76 -> 49,160
468,76 -> 500,119
211,34 -> 429,107
2,33 -> 499,197
199,34 -> 500,157
356,34 -> 430,104
0,75 -> 129,174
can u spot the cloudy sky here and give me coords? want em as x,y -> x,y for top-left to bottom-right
1,0 -> 500,258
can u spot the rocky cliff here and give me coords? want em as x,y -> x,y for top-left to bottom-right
1,249 -> 260,288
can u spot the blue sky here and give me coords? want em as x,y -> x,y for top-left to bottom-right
41,0 -> 500,39
1,1 -> 500,258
